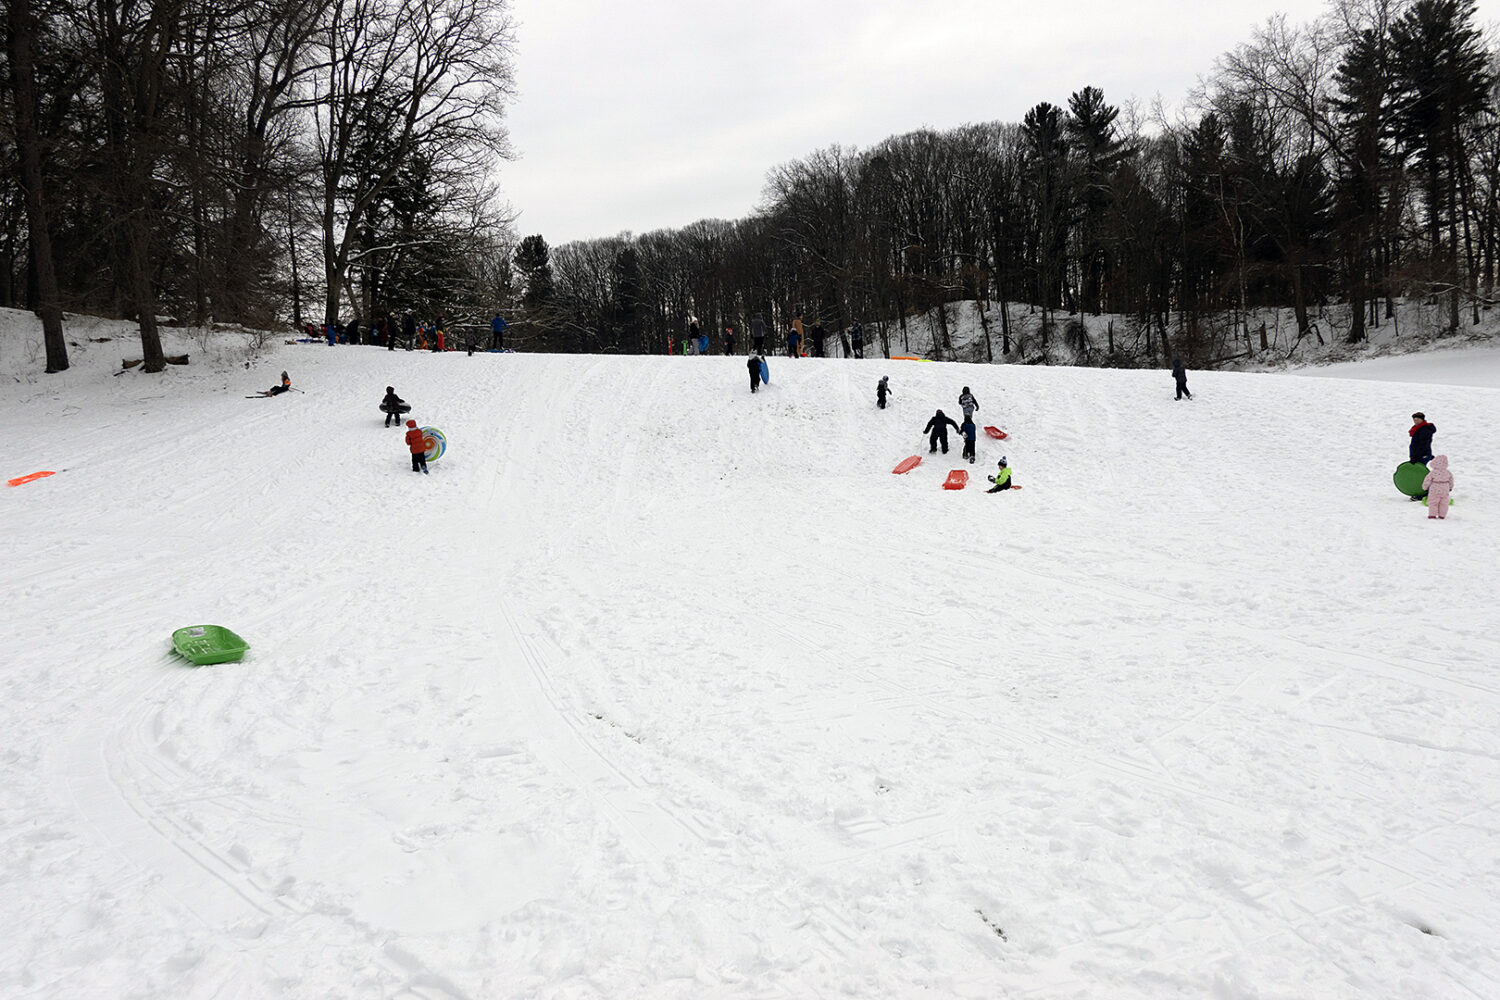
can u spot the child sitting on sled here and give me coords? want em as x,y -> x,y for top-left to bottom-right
985,457 -> 1014,493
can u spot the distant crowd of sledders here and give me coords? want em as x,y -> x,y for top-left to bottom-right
677,312 -> 871,359
294,310 -> 512,354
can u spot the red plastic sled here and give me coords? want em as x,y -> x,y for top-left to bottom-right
892,455 -> 922,474
984,426 -> 1007,439
7,470 -> 55,487
942,469 -> 969,490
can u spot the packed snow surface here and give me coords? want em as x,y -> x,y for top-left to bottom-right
4,320 -> 1499,999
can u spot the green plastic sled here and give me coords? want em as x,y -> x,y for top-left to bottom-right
1393,462 -> 1430,497
1422,496 -> 1456,507
172,625 -> 249,665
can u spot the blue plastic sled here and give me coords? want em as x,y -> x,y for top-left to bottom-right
759,359 -> 770,384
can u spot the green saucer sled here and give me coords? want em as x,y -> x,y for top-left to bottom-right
1393,462 -> 1429,497
172,625 -> 249,665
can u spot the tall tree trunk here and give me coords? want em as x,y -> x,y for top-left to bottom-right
7,0 -> 67,372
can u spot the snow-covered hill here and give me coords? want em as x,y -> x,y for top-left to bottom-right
4,313 -> 1499,999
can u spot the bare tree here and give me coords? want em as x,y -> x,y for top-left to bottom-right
308,0 -> 514,329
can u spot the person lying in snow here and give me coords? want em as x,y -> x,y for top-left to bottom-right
257,371 -> 292,396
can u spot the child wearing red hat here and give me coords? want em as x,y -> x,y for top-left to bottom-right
404,420 -> 428,474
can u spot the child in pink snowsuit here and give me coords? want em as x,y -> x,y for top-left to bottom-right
1422,455 -> 1454,519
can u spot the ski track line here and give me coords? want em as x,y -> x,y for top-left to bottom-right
459,363 -> 721,865
489,599 -> 702,862
49,653 -> 482,998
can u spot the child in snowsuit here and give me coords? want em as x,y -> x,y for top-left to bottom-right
748,355 -> 762,393
787,328 -> 801,359
876,375 -> 891,409
986,457 -> 1014,493
959,415 -> 978,463
958,387 -> 979,421
1422,455 -> 1454,519
924,409 -> 959,454
724,326 -> 735,355
381,386 -> 407,427
1172,358 -> 1191,400
405,420 -> 428,474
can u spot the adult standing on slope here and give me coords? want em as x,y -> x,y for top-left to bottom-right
402,309 -> 416,351
1408,411 -> 1437,501
1409,412 -> 1436,465
1172,357 -> 1192,400
850,319 -> 865,359
751,313 -> 766,356
924,409 -> 959,454
958,386 -> 979,421
491,312 -> 507,350
811,322 -> 826,358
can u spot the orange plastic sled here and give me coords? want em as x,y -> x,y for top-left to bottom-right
892,455 -> 922,474
942,469 -> 969,490
7,470 -> 55,487
983,426 -> 1007,439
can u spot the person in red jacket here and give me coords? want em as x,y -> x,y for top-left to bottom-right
405,420 -> 428,474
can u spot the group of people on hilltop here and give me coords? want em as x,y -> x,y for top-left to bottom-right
301,310 -> 509,353
698,313 -> 865,358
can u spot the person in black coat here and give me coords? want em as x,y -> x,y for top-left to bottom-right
402,309 -> 416,351
1172,357 -> 1192,399
1409,412 -> 1436,465
748,355 -> 762,393
876,375 -> 891,409
811,323 -> 826,357
381,386 -> 408,427
924,409 -> 959,454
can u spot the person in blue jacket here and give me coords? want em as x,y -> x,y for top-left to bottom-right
959,414 -> 978,463
787,326 -> 801,359
924,409 -> 959,454
490,313 -> 507,350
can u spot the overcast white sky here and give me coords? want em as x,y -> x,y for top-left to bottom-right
497,0 -> 1498,246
